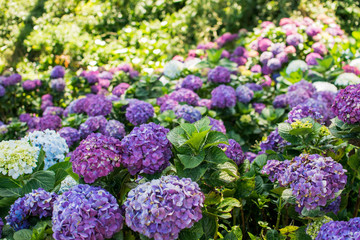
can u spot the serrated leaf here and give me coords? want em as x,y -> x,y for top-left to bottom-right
167,127 -> 187,148
204,131 -> 228,148
194,117 -> 211,132
178,151 -> 205,169
23,171 -> 55,193
216,198 -> 241,212
14,229 -> 33,240
178,221 -> 203,240
180,123 -> 197,137
205,147 -> 230,164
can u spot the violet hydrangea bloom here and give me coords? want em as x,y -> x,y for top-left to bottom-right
332,84 -> 360,124
286,33 -> 303,46
236,85 -> 254,103
51,78 -> 66,92
260,51 -> 274,65
120,123 -> 172,175
271,43 -> 285,55
59,127 -> 80,147
253,103 -> 266,114
0,217 -> 3,238
101,120 -> 126,139
306,25 -> 322,37
273,94 -> 288,108
306,53 -> 323,66
258,38 -> 272,52
50,66 -> 65,79
209,117 -> 226,133
112,83 -> 130,97
52,184 -> 123,240
0,85 -> 5,97
71,133 -> 122,183
262,154 -> 347,211
124,175 -> 204,240
29,115 -> 62,131
286,104 -> 324,124
3,73 -> 22,86
169,88 -> 200,106
160,99 -> 179,112
6,188 -> 57,231
43,106 -> 63,116
126,100 -> 154,125
313,42 -> 328,56
208,66 -> 231,83
219,139 -> 245,165
198,99 -> 212,109
245,83 -> 263,92
316,217 -> 360,240
22,80 -> 37,91
267,58 -> 282,71
260,128 -> 289,153
181,75 -> 203,90
79,115 -> 107,139
84,95 -> 113,116
211,85 -> 236,108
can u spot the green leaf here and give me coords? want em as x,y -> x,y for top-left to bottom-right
175,160 -> 207,182
0,188 -> 23,198
194,117 -> 211,132
31,220 -> 51,240
179,221 -> 203,240
0,176 -> 21,188
207,48 -> 223,63
301,207 -> 324,218
278,123 -> 300,143
235,177 -> 255,198
266,229 -> 279,240
216,198 -> 241,212
178,151 -> 205,169
289,128 -> 312,136
348,150 -> 360,173
48,161 -> 72,186
204,191 -> 222,205
203,131 -> 228,148
34,148 -> 45,172
205,147 -> 230,164
14,229 -> 33,240
23,171 -> 55,193
224,226 -> 243,240
317,56 -> 334,70
201,213 -> 218,239
294,226 -> 312,240
167,127 -> 187,148
184,130 -> 210,151
180,123 -> 197,137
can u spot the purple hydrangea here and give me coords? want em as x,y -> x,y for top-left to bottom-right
230,56 -> 247,66
71,133 -> 122,183
79,116 -> 107,139
84,95 -> 113,116
169,88 -> 200,106
258,38 -> 272,52
286,104 -> 324,123
50,66 -> 65,79
236,85 -> 254,103
174,104 -> 202,123
316,217 -> 360,239
19,113 -> 33,123
211,85 -> 236,108
286,34 -> 303,47
198,99 -> 212,109
271,43 -> 285,55
260,51 -> 274,65
82,70 -> 99,84
273,94 -> 288,108
32,115 -> 62,131
2,73 -> 22,86
126,100 -> 154,125
120,123 -> 172,175
6,188 -> 57,231
0,85 -> 5,97
245,83 -> 263,92
181,75 -> 203,90
251,65 -> 262,73
22,80 -> 37,91
245,152 -> 257,162
160,99 -> 179,112
233,46 -> 248,57
260,128 -> 289,153
252,103 -> 265,114
209,117 -> 226,133
321,196 -> 341,214
262,154 -> 347,211
41,100 -> 53,112
52,184 -> 123,240
219,139 -> 245,165
343,65 -> 360,75
262,65 -> 273,75
124,175 -> 204,240
50,78 -> 66,92
313,42 -> 328,56
306,25 -> 322,37
208,66 -> 231,83
306,53 -> 323,66
332,84 -> 360,124
276,52 -> 289,64
43,106 -> 64,116
216,33 -> 238,47
267,58 -> 282,71
59,127 -> 80,147
101,120 -> 126,139
112,83 -> 130,97
0,217 -> 3,238
42,94 -> 53,102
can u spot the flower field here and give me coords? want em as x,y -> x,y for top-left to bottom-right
1,10 -> 360,240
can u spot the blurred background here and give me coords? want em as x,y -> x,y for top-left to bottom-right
0,0 -> 359,76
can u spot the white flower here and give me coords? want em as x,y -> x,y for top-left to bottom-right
286,60 -> 309,75
334,73 -> 360,86
350,58 -> 360,69
184,58 -> 202,70
163,60 -> 184,79
313,81 -> 338,93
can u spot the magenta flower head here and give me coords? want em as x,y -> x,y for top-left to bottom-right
267,58 -> 282,71
43,106 -> 63,116
198,99 -> 212,109
71,133 -> 122,183
169,88 -> 200,106
3,73 -> 22,86
211,85 -> 236,108
219,139 -> 245,165
332,84 -> 360,124
208,66 -> 231,83
181,75 -> 203,90
258,38 -> 272,52
79,115 -> 107,139
306,53 -> 323,66
126,100 -> 154,125
306,25 -> 322,37
260,128 -> 289,153
343,65 -> 360,75
260,51 -> 274,65
59,127 -> 80,147
120,122 -> 172,175
124,175 -> 204,240
312,42 -> 328,56
209,117 -> 226,133
52,184 -> 123,240
50,65 -> 65,79
0,217 -> 3,238
22,80 -> 37,91
101,120 -> 126,140
0,85 -> 5,97
6,188 -> 57,231
273,94 -> 288,108
160,99 -> 179,112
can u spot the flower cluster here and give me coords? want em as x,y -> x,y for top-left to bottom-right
262,154 -> 347,210
28,115 -> 62,131
306,216 -> 333,240
58,127 -> 80,147
0,140 -> 38,179
335,73 -> 360,86
112,83 -> 130,97
51,78 -> 66,92
219,139 -> 245,165
286,104 -> 324,124
120,123 -> 172,175
52,184 -> 123,240
50,65 -> 65,79
208,66 -> 231,83
79,116 -> 107,139
181,75 -> 203,90
102,120 -> 126,139
316,217 -> 360,240
126,100 -> 154,125
43,106 -> 64,116
332,84 -> 360,124
175,105 -> 202,123
70,133 -> 122,183
24,130 -> 69,169
84,95 -> 113,116
0,217 -> 3,238
124,175 -> 204,240
169,88 -> 199,106
6,188 -> 57,231
209,117 -> 226,133
260,128 -> 289,153
236,85 -> 254,103
58,175 -> 78,194
211,85 -> 236,108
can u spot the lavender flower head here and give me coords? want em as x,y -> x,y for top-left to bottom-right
124,175 -> 204,240
50,78 -> 66,92
126,100 -> 154,125
59,127 -> 80,147
112,83 -> 130,97
219,139 -> 245,165
313,42 -> 328,56
160,99 -> 179,112
260,128 -> 289,153
71,133 -> 122,183
236,85 -> 254,103
50,66 -> 65,79
332,84 -> 360,124
22,80 -> 37,91
3,73 -> 22,86
245,83 -> 263,92
0,85 -> 5,97
120,123 -> 172,175
181,75 -> 203,90
29,115 -> 62,131
6,188 -> 57,231
258,38 -> 272,52
211,85 -> 236,108
43,106 -> 64,116
208,66 -> 231,83
306,53 -> 323,66
286,104 -> 324,123
175,105 -> 202,123
306,25 -> 322,37
101,120 -> 126,139
79,115 -> 107,139
316,217 -> 360,240
271,43 -> 285,55
198,99 -> 212,109
209,117 -> 226,133
286,33 -> 304,47
273,94 -> 288,108
253,103 -> 266,114
267,58 -> 282,71
169,88 -> 199,106
84,95 -> 113,116
0,217 -> 3,238
52,184 -> 123,240
262,154 -> 347,211
260,51 -> 274,65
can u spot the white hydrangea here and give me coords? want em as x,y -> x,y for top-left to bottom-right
313,81 -> 338,93
286,60 -> 309,75
184,58 -> 202,70
0,140 -> 38,179
163,60 -> 184,79
334,73 -> 360,86
23,130 -> 69,170
350,58 -> 360,69
58,175 -> 78,194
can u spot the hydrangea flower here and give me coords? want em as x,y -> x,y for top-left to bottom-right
22,80 -> 37,91
335,73 -> 360,86
124,175 -> 204,240
332,84 -> 360,124
79,116 -> 107,139
219,139 -> 245,165
160,99 -> 179,112
343,65 -> 360,75
286,60 -> 308,75
306,25 -> 322,37
2,73 -> 22,86
312,42 -> 328,56
316,217 -> 360,239
50,78 -> 66,92
267,58 -> 282,70
50,66 -> 65,79
286,33 -> 303,46
163,60 -> 184,79
0,217 -> 3,238
169,88 -> 199,105
262,154 -> 347,211
208,66 -> 231,83
43,106 -> 63,116
0,85 -> 5,97
236,85 -> 254,103
273,94 -> 288,108
0,140 -> 38,179
58,175 -> 78,194
52,184 -> 123,240
24,130 -> 69,169
306,216 -> 333,240
260,51 -> 274,65
181,75 -> 203,90
84,95 -> 113,116
112,83 -> 130,97
306,53 -> 323,66
198,99 -> 212,109
287,104 -> 324,123
120,123 -> 172,175
271,43 -> 285,55
71,133 -> 122,183
217,33 -> 238,47
209,117 -> 226,133
211,85 -> 236,108
59,127 -> 80,147
313,82 -> 337,93
276,52 -> 289,64
245,83 -> 263,92
258,38 -> 272,52
102,120 -> 126,139
253,103 -> 266,114
126,100 -> 154,125
6,188 -> 57,231
260,128 -> 289,153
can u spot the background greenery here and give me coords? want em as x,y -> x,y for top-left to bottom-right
0,0 -> 359,77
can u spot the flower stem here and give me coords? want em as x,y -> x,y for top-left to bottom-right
275,198 -> 282,230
